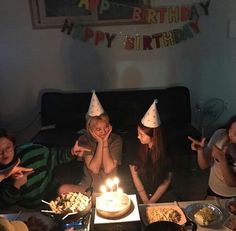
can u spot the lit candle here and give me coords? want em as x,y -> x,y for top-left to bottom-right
100,185 -> 108,208
106,179 -> 114,192
113,177 -> 120,191
117,188 -> 123,193
100,185 -> 107,195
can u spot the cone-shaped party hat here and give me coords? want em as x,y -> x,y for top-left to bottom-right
87,90 -> 104,117
141,99 -> 161,128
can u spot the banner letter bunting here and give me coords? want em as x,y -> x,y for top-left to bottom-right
76,0 -> 210,24
61,0 -> 210,51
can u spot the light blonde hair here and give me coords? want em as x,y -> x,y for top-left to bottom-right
86,113 -> 110,132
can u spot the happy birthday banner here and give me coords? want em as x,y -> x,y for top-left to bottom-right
76,0 -> 210,24
61,0 -> 210,50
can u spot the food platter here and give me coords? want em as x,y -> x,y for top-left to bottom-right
141,204 -> 187,227
48,192 -> 90,214
42,192 -> 92,223
225,198 -> 236,216
184,203 -> 223,227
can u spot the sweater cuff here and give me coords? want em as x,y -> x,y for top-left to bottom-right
8,185 -> 21,196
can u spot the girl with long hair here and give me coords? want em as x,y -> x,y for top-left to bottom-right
129,100 -> 173,204
188,115 -> 236,199
58,91 -> 122,194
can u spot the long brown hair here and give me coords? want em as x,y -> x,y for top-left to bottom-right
225,115 -> 236,133
136,123 -> 168,187
137,122 -> 165,165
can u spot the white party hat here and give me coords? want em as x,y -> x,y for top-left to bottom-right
87,90 -> 104,117
141,99 -> 161,128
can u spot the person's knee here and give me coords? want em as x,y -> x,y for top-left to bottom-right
58,184 -> 70,195
58,184 -> 85,195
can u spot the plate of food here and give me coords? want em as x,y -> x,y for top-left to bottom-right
184,203 -> 223,227
225,198 -> 236,216
141,204 -> 187,226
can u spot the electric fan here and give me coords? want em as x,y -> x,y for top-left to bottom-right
196,98 -> 225,136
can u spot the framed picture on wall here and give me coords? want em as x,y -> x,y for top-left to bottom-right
29,0 -> 151,29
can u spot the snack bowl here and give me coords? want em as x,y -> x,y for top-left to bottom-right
42,191 -> 92,224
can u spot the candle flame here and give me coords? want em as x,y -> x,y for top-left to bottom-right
100,185 -> 107,193
117,188 -> 123,193
106,179 -> 114,188
113,177 -> 119,184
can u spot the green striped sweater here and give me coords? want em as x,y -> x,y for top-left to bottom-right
0,144 -> 77,209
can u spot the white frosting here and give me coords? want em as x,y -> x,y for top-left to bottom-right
96,192 -> 131,218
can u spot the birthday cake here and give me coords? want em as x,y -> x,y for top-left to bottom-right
96,192 -> 131,219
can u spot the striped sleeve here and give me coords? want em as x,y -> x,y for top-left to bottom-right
0,144 -> 78,208
15,144 -> 74,208
49,146 -> 76,169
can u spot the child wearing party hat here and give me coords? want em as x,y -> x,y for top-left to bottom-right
58,91 -> 123,194
129,100 -> 175,204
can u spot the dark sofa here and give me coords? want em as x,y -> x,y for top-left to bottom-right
32,86 -> 201,193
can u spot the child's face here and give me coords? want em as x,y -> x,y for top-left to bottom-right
91,120 -> 110,139
137,126 -> 152,145
0,137 -> 14,165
